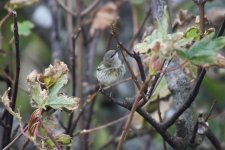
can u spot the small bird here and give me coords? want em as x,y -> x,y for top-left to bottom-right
96,50 -> 126,86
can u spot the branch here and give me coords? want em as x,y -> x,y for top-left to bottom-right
56,0 -> 101,17
66,28 -> 81,135
2,10 -> 20,148
111,23 -> 146,82
205,125 -> 222,150
40,119 -> 62,150
74,115 -> 128,136
98,123 -> 123,150
162,68 -> 206,129
192,0 -> 207,35
100,92 -> 182,149
117,77 -> 151,150
2,125 -> 28,150
129,7 -> 151,49
162,1 -> 225,129
11,11 -> 20,116
205,100 -> 216,122
217,14 -> 225,37
138,60 -> 166,107
157,95 -> 167,150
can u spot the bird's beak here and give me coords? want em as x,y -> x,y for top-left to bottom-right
112,50 -> 118,56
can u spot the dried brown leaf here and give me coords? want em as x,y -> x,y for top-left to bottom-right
1,88 -> 22,121
172,10 -> 196,32
90,2 -> 118,36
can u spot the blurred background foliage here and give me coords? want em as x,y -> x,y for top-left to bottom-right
0,0 -> 225,149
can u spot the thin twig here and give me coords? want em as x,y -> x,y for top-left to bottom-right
0,11 -> 12,27
198,3 -> 206,35
71,102 -> 89,136
102,92 -> 181,149
217,14 -> 225,37
11,124 -> 20,139
162,68 -> 206,129
205,100 -> 216,122
58,120 -> 66,130
105,33 -> 113,50
66,29 -> 80,135
82,95 -> 97,150
111,23 -> 147,99
1,67 -> 12,121
2,10 -> 20,148
205,124 -> 222,150
138,59 -> 166,107
86,31 -> 99,83
103,77 -> 132,90
98,123 -> 124,150
56,0 -> 101,17
0,11 -> 12,49
74,115 -> 128,136
40,119 -> 62,150
157,95 -> 167,150
129,7 -> 151,49
111,23 -> 146,82
189,117 -> 199,146
117,77 -> 151,150
2,125 -> 28,150
21,139 -> 29,150
11,10 -> 20,118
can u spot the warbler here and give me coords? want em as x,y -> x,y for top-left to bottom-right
96,50 -> 126,86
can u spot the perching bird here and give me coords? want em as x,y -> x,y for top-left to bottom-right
96,50 -> 126,86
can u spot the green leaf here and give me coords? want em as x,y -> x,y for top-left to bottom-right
188,32 -> 215,57
45,134 -> 72,149
39,76 -> 57,89
30,82 -> 48,109
17,21 -> 34,36
157,6 -> 169,41
176,50 -> 190,60
55,134 -> 72,145
48,93 -> 79,111
190,55 -> 216,65
49,75 -> 68,97
185,27 -> 200,40
177,32 -> 225,65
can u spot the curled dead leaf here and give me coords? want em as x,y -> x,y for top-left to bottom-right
217,54 -> 225,68
204,54 -> 225,68
90,2 -> 118,36
43,60 -> 68,79
172,10 -> 196,32
1,88 -> 22,121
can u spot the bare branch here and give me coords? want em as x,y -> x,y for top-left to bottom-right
56,0 -> 101,17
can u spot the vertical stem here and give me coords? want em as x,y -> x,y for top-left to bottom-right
2,10 -> 20,148
75,0 -> 83,103
50,0 -> 62,60
75,1 -> 86,150
66,31 -> 81,135
198,3 -> 205,35
66,0 -> 75,135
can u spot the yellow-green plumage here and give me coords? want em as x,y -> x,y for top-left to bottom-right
96,50 -> 125,86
